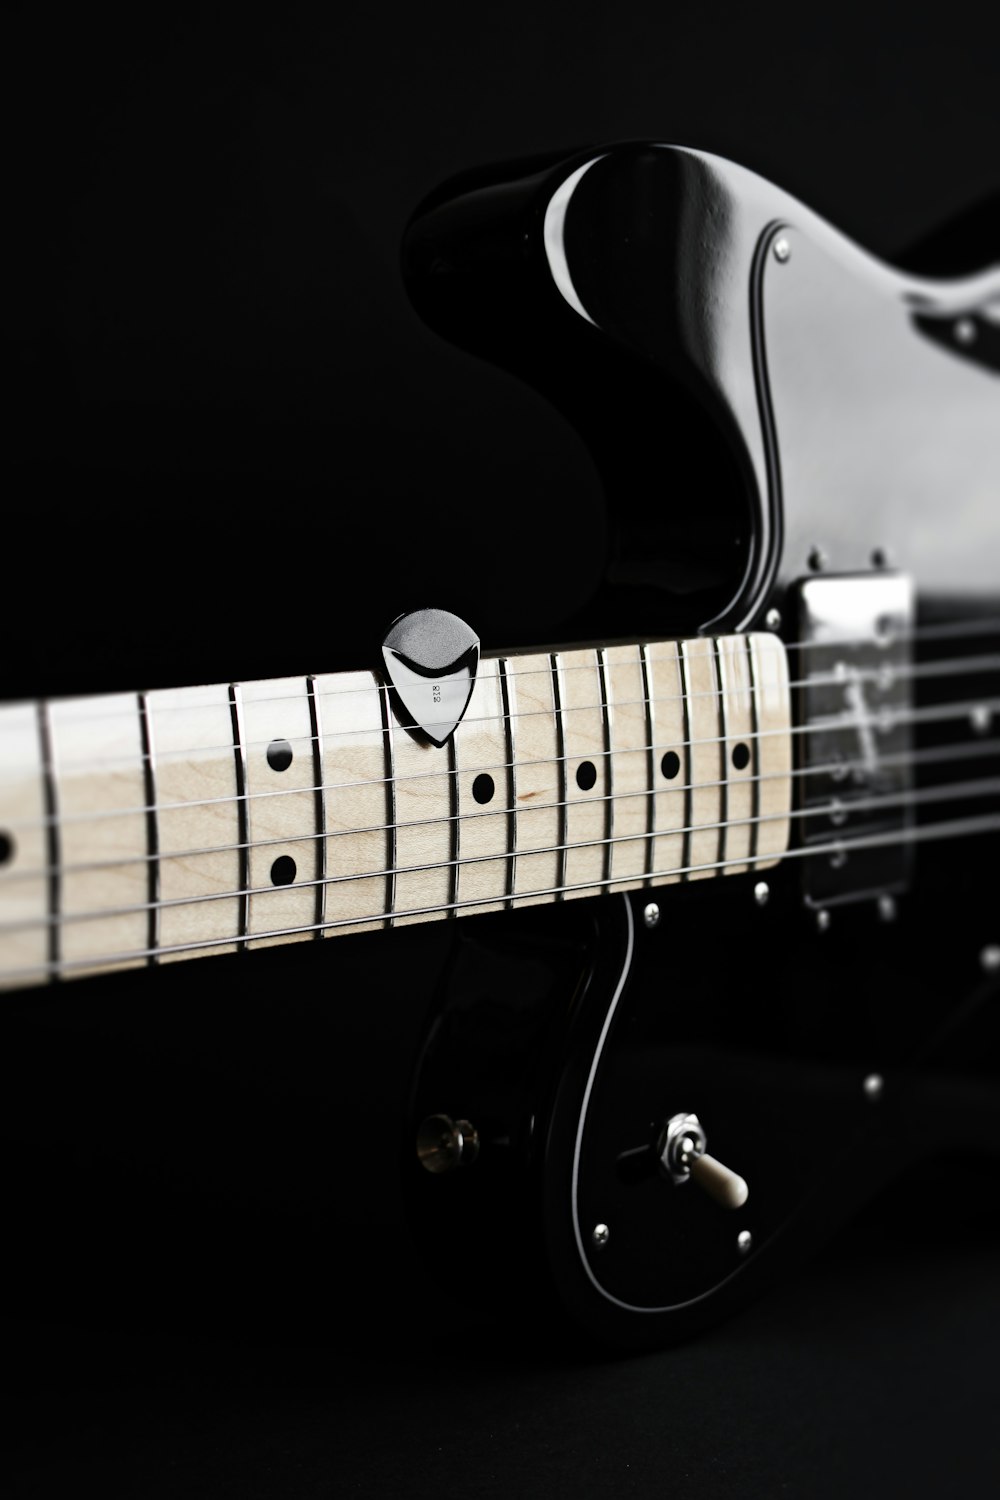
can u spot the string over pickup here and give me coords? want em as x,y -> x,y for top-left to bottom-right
795,573 -> 915,908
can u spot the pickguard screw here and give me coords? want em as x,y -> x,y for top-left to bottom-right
954,318 -> 977,345
871,547 -> 890,569
982,946 -> 1000,974
754,881 -> 770,907
737,1229 -> 753,1255
863,1073 -> 884,1101
765,607 -> 782,633
878,894 -> 897,923
592,1223 -> 610,1249
773,237 -> 790,263
816,908 -> 831,933
808,546 -> 827,572
643,902 -> 661,930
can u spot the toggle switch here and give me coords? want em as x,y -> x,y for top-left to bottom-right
657,1111 -> 749,1209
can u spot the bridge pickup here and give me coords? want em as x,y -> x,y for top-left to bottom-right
794,573 -> 915,908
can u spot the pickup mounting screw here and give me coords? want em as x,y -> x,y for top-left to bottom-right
643,902 -> 661,930
737,1230 -> 753,1255
754,881 -> 770,907
765,608 -> 782,633
808,546 -> 827,572
592,1223 -> 610,1250
954,318 -> 977,345
773,237 -> 791,263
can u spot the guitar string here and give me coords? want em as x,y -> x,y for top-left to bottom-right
7,646 -> 998,778
0,690 -> 996,836
3,615 -> 996,727
0,735 -> 995,886
3,809 -> 998,983
2,774 -> 998,934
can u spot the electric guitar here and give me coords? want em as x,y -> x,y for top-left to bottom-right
2,144 -> 997,1347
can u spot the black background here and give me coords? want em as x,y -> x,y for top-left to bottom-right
5,4 -> 1000,1495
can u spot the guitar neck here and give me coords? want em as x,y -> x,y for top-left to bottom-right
0,635 -> 792,988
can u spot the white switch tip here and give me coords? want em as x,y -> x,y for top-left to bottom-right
690,1152 -> 749,1210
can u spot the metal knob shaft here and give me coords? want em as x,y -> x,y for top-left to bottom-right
657,1111 -> 748,1209
416,1114 -> 480,1174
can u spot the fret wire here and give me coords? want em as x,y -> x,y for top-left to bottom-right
137,691 -> 160,964
597,648 -> 613,887
5,809 -> 999,982
678,644 -> 694,883
448,732 -> 459,918
2,732 -> 997,881
499,658 -> 516,910
377,669 -> 396,929
36,700 -> 61,977
551,652 -> 568,900
10,649 -> 997,780
307,675 -> 326,938
711,641 -> 727,869
745,635 -> 762,868
639,643 -> 655,887
7,773 -> 996,936
228,684 -> 250,951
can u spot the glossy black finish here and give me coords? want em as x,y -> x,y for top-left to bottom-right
403,851 -> 1000,1347
404,144 -> 999,636
401,145 -> 1000,1345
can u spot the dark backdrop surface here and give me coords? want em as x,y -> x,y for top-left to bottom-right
5,4 -> 999,1496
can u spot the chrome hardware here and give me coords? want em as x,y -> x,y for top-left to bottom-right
982,945 -> 1000,974
796,573 -> 915,909
416,1114 -> 480,1173
863,1073 -> 884,1101
765,607 -> 782,632
815,908 -> 831,933
643,902 -> 661,929
381,608 -> 479,747
592,1223 -> 610,1249
737,1230 -> 753,1256
878,893 -> 897,923
754,881 -> 770,907
657,1112 -> 749,1209
772,237 -> 790,263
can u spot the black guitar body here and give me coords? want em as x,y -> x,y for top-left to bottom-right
4,146 -> 998,1359
405,843 -> 1000,1348
399,145 -> 1000,1344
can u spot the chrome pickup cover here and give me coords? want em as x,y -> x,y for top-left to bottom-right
795,573 -> 915,908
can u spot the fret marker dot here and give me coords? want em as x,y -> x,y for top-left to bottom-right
472,773 -> 495,805
732,742 -> 751,771
576,760 -> 597,791
661,752 -> 681,780
0,831 -> 13,865
267,739 -> 294,772
270,856 -> 297,887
